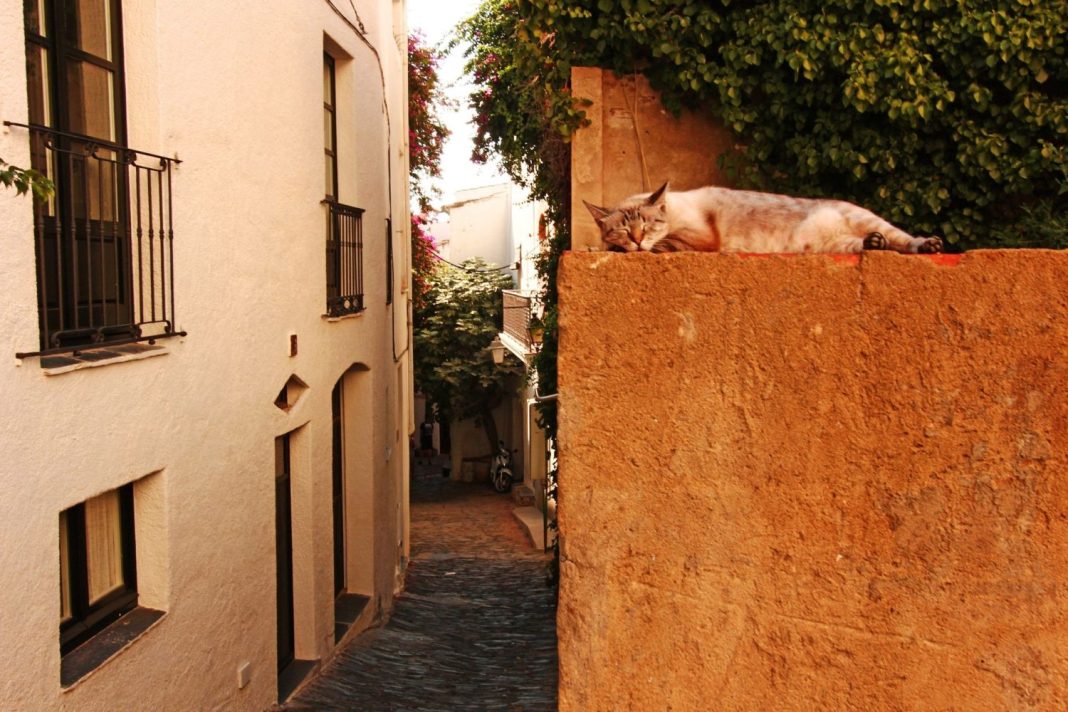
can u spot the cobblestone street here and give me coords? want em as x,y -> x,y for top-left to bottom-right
285,465 -> 558,711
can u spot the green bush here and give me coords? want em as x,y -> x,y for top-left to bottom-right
461,0 -> 1067,249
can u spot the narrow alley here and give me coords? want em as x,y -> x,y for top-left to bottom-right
284,464 -> 558,711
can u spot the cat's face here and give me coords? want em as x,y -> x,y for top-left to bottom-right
584,182 -> 670,252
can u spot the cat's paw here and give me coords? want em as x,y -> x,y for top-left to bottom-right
863,232 -> 888,250
917,236 -> 943,254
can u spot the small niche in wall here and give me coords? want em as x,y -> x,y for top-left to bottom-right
274,375 -> 309,412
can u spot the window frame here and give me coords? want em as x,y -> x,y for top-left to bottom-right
25,0 -> 129,145
24,0 -> 136,354
323,52 -> 338,201
59,483 -> 137,656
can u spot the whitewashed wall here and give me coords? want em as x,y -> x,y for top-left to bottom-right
440,183 -> 514,269
0,0 -> 411,709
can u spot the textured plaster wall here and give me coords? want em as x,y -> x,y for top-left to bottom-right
570,67 -> 735,251
0,1 -> 411,709
441,183 -> 516,269
557,250 -> 1068,710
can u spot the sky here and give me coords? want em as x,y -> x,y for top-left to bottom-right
407,0 -> 507,208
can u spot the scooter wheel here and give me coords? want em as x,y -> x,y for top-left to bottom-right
493,467 -> 513,493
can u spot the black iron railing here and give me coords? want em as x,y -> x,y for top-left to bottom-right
7,122 -> 183,357
503,289 -> 534,349
325,200 -> 365,316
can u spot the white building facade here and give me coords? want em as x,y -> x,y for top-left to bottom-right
436,183 -> 515,269
0,0 -> 412,708
498,192 -> 553,547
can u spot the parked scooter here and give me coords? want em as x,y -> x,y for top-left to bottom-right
491,440 -> 514,493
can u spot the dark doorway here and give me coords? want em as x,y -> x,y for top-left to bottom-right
275,434 -> 295,674
331,381 -> 345,596
439,419 -> 451,455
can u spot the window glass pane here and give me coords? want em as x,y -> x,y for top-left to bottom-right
323,60 -> 332,106
69,146 -> 119,222
63,0 -> 113,61
65,60 -> 116,141
323,55 -> 336,198
25,0 -> 47,36
59,511 -> 72,622
26,44 -> 52,127
84,490 -> 124,604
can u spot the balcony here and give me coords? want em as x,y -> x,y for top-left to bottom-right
8,122 -> 183,358
500,289 -> 539,361
325,200 -> 365,317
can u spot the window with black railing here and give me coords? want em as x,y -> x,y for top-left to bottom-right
325,201 -> 364,316
321,50 -> 363,318
503,289 -> 534,350
17,0 -> 181,358
10,123 -> 181,356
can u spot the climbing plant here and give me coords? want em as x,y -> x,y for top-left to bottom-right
408,31 -> 452,321
408,31 -> 451,215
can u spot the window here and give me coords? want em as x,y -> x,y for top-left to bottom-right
59,485 -> 136,655
321,51 -> 363,316
323,53 -> 337,201
19,0 -> 180,357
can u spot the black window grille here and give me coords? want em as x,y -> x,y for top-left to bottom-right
325,201 -> 364,316
17,0 -> 181,357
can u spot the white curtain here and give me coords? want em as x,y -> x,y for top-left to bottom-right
85,491 -> 124,604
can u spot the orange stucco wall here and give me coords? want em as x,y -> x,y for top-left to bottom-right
557,250 -> 1068,710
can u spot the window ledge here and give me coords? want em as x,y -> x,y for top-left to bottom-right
61,607 -> 165,689
322,310 -> 365,323
41,343 -> 168,375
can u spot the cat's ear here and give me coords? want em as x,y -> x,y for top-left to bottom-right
647,182 -> 670,207
583,200 -> 612,225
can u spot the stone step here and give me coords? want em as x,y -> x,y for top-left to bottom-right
512,484 -> 535,507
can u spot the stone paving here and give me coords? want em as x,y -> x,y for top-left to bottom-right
284,463 -> 558,711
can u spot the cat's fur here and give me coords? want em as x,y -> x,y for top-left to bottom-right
584,182 -> 943,254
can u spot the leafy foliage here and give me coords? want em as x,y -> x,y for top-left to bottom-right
408,32 -> 453,320
410,214 -> 439,322
0,158 -> 54,200
413,258 -> 523,451
460,0 -> 1067,250
408,32 -> 452,214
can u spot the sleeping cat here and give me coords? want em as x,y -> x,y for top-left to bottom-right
584,182 -> 943,254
